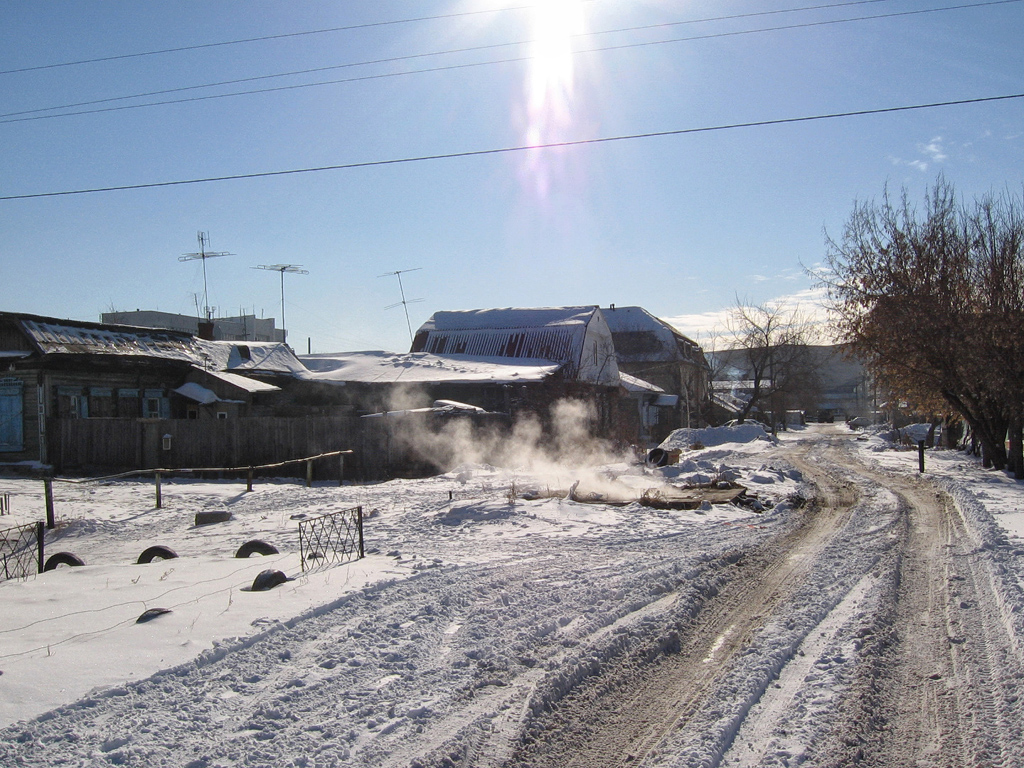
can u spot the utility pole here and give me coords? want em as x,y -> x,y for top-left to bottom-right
253,264 -> 308,344
379,268 -> 423,346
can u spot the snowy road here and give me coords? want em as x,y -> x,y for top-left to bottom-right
2,426 -> 1024,767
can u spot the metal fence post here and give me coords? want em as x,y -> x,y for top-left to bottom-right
44,478 -> 55,529
306,459 -> 313,488
357,506 -> 364,559
36,521 -> 44,573
338,453 -> 344,487
155,472 -> 162,509
918,440 -> 925,473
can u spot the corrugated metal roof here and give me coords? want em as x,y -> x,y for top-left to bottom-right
301,351 -> 560,384
22,319 -> 197,361
420,306 -> 598,332
16,316 -> 304,375
414,306 -> 598,364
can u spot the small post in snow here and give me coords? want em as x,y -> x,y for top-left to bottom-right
155,472 -> 162,509
357,506 -> 364,559
43,477 -> 55,529
36,521 -> 45,574
918,440 -> 926,473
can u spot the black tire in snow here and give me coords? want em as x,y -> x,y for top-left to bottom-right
235,539 -> 279,558
43,552 -> 85,571
250,569 -> 289,591
136,545 -> 179,564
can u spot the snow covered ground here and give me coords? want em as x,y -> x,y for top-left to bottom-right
1,423 -> 1022,766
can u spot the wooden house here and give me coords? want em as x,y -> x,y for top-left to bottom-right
0,311 -> 300,467
602,305 -> 710,439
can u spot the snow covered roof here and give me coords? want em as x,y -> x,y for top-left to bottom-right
200,369 -> 281,393
361,400 -> 495,418
173,382 -> 222,405
603,306 -> 705,365
195,340 -> 306,376
413,306 -> 599,361
619,372 -> 666,393
6,313 -> 304,376
20,318 -> 197,362
300,350 -> 561,384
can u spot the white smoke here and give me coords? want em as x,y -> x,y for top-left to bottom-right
393,397 -> 633,494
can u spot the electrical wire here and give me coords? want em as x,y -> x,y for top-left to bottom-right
2,92 -> 1021,202
1,0 -> 902,119
0,0 -> 888,77
0,3 -> 549,77
2,0 -> 1017,125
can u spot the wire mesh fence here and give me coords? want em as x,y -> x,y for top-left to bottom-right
1,521 -> 42,583
298,506 -> 364,571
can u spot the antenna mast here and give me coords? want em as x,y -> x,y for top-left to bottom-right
253,264 -> 308,344
379,268 -> 423,346
178,232 -> 232,321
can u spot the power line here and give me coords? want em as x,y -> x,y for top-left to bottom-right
3,92 -> 1021,202
0,0 -> 899,119
2,0 -> 1017,125
0,3 -> 549,77
0,0 -> 891,77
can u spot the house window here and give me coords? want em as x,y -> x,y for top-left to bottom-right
117,389 -> 141,418
143,389 -> 169,419
89,387 -> 115,418
0,379 -> 24,452
216,411 -> 228,420
57,387 -> 88,418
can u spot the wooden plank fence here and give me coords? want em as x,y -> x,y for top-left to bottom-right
47,412 -> 508,482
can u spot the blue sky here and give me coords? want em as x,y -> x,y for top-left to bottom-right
1,0 -> 1022,352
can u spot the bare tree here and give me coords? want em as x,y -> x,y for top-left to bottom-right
719,300 -> 820,428
822,178 -> 1024,474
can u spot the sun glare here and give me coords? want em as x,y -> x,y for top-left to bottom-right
521,0 -> 586,197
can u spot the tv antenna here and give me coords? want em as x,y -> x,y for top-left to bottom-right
179,232 -> 231,321
253,264 -> 308,344
379,268 -> 423,345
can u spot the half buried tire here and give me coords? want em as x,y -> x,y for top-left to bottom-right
136,545 -> 178,564
43,552 -> 85,571
235,539 -> 279,558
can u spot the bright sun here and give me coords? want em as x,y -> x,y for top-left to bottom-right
522,0 -> 586,195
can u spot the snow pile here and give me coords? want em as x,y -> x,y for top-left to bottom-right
659,424 -> 777,452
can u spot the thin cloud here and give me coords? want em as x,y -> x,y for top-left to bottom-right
661,285 -> 836,347
891,135 -> 948,172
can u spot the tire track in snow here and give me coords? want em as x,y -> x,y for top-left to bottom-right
504,440 -> 880,768
0,503 -> 773,767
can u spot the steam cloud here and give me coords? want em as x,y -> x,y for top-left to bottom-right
387,395 -> 632,492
